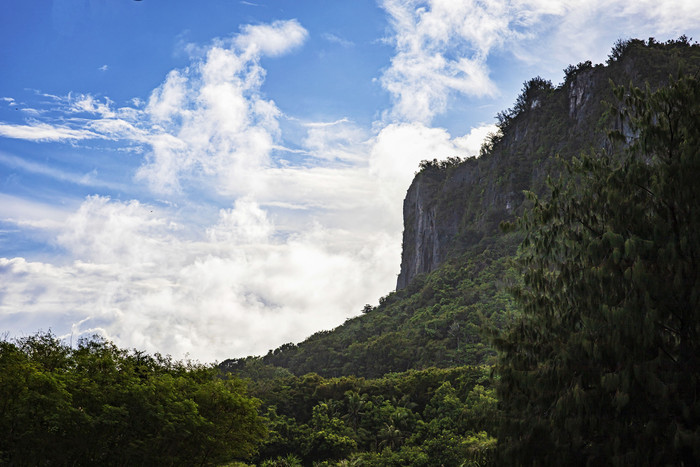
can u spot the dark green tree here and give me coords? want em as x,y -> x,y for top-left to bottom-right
494,74 -> 700,465
0,332 -> 267,466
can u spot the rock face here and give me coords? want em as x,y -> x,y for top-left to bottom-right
395,40 -> 700,290
396,179 -> 440,291
395,169 -> 453,290
395,153 -> 519,290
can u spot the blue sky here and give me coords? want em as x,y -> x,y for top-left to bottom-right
2,0 -> 699,362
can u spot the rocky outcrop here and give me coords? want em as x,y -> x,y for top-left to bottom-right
568,68 -> 595,120
395,154 -> 519,290
395,40 -> 700,290
396,169 -> 454,290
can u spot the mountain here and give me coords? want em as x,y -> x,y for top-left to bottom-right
397,36 -> 700,288
222,37 -> 700,380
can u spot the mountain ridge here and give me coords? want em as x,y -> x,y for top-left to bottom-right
397,37 -> 700,289
223,37 -> 700,379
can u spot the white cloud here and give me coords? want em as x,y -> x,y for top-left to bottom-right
380,0 -> 512,123
69,94 -> 116,118
0,121 -> 101,142
234,19 -> 308,57
454,123 -> 499,154
322,33 -> 355,48
506,1 -> 700,73
207,197 -> 274,244
380,0 -> 700,123
136,20 -> 308,196
146,70 -> 189,124
301,119 -> 369,163
4,6 -> 698,364
0,92 -> 145,144
370,122 -> 484,185
0,195 -> 397,361
0,12 -> 499,360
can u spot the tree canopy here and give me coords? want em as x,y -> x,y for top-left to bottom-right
494,74 -> 700,465
0,332 -> 267,466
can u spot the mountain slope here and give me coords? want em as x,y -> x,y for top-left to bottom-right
222,37 -> 700,380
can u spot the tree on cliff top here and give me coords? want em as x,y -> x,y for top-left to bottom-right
494,74 -> 700,465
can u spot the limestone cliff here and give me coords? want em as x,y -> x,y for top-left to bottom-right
396,39 -> 700,290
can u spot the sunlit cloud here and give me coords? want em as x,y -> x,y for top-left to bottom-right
380,0 -> 510,123
0,13 -> 511,361
234,20 -> 308,57
0,121 -> 102,142
136,20 -> 308,196
0,195 -> 398,361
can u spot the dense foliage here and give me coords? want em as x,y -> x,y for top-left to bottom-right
494,74 -> 700,465
236,366 -> 497,466
0,332 -> 266,466
225,38 -> 700,383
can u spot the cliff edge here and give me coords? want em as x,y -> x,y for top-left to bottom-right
396,38 -> 700,290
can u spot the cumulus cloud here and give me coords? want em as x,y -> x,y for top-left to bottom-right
0,195 -> 397,361
4,3 -> 695,363
380,0 -> 512,122
234,20 -> 308,57
0,11 -> 500,361
0,17 -> 414,360
370,122 -> 489,186
136,20 -> 308,196
0,124 -> 489,363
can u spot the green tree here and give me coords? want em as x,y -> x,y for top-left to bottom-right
494,75 -> 700,465
0,332 -> 267,466
304,402 -> 357,462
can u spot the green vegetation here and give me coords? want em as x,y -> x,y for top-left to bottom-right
245,366 -> 497,466
494,73 -> 700,465
223,38 -> 700,465
0,332 -> 266,466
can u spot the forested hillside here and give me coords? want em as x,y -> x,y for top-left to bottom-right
223,37 -> 700,380
221,37 -> 700,465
